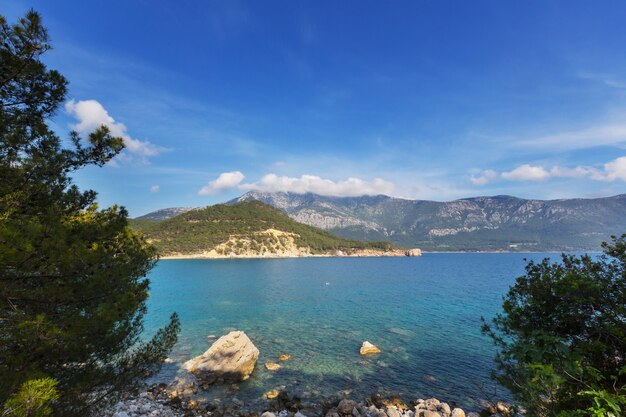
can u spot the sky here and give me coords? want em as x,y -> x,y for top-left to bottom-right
5,1 -> 626,216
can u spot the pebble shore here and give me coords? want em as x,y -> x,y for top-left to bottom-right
109,384 -> 511,417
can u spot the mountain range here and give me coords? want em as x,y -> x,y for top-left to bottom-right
131,201 -> 395,257
137,192 -> 626,251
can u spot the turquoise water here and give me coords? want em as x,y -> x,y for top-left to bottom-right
143,253 -> 556,410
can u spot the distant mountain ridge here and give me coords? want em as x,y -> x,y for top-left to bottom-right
136,207 -> 199,221
229,191 -> 626,251
136,192 -> 626,251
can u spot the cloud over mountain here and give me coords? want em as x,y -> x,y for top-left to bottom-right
198,172 -> 395,197
198,171 -> 246,195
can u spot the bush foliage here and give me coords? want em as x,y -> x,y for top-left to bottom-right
483,235 -> 626,417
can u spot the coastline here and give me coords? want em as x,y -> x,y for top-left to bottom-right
160,248 -> 421,260
159,249 -> 594,259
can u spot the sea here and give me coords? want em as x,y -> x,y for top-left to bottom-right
142,253 -> 564,411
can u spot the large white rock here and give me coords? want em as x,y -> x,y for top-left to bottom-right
183,331 -> 259,385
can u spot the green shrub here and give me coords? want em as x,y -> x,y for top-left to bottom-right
483,235 -> 626,417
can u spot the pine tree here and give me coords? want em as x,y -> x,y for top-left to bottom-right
0,10 -> 180,416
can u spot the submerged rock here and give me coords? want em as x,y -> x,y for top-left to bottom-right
183,330 -> 259,385
338,399 -> 358,415
278,353 -> 291,361
359,341 -> 381,355
266,361 -> 282,371
265,389 -> 280,400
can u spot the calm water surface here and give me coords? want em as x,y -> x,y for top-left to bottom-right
143,253 -> 559,410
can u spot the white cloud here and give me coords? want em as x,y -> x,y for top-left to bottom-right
474,156 -> 626,185
470,169 -> 497,185
603,156 -> 626,181
241,173 -> 395,197
198,171 -> 245,195
150,185 -> 160,193
197,171 -> 395,197
65,99 -> 166,162
502,164 -> 550,181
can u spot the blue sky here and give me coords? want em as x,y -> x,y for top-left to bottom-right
5,1 -> 626,216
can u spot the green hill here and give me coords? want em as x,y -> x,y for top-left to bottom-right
130,201 -> 393,256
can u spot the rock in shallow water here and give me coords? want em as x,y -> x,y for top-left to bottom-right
338,399 -> 358,415
359,341 -> 381,355
266,361 -> 282,371
265,389 -> 280,400
183,330 -> 259,385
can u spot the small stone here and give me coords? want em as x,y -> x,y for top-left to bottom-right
113,412 -> 130,417
262,412 -> 277,417
279,410 -> 289,417
438,403 -> 451,416
266,389 -> 280,400
326,409 -> 340,417
338,399 -> 358,415
295,412 -> 307,417
279,354 -> 291,361
386,407 -> 401,417
496,402 -> 510,416
266,361 -> 282,371
420,411 -> 441,417
466,413 -> 480,417
451,409 -> 465,417
359,341 -> 381,355
423,399 -> 440,411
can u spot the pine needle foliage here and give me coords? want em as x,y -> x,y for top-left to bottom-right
0,10 -> 179,416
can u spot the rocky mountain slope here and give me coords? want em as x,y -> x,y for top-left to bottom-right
130,201 -> 402,257
228,192 -> 626,251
